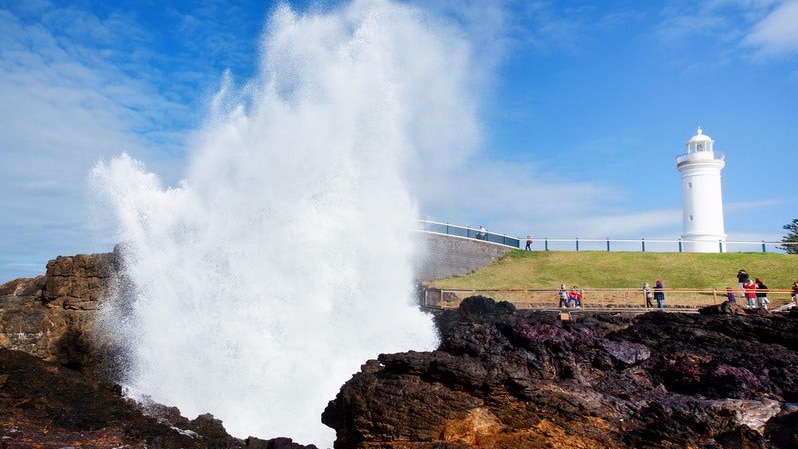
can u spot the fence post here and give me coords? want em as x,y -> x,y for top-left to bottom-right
678,239 -> 683,253
606,238 -> 610,252
719,240 -> 723,253
545,238 -> 549,251
762,241 -> 767,253
576,238 -> 580,251
642,238 -> 646,252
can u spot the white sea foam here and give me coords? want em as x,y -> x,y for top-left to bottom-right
90,1 -> 479,446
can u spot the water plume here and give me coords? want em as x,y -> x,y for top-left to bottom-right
91,0 -> 479,446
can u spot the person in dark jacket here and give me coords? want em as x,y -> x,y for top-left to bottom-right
654,280 -> 665,310
737,269 -> 749,292
755,278 -> 769,311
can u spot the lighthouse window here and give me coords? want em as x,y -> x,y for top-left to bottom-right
690,215 -> 694,221
688,182 -> 692,188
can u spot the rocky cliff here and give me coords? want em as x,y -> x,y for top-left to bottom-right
0,252 -> 116,374
322,297 -> 798,449
3,257 -> 798,448
0,253 -> 316,448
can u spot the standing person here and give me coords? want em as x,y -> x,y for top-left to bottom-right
791,281 -> 798,303
525,235 -> 533,251
737,269 -> 750,292
654,280 -> 665,310
558,284 -> 568,308
477,225 -> 486,240
725,287 -> 737,304
755,278 -> 769,311
643,282 -> 654,309
742,278 -> 758,309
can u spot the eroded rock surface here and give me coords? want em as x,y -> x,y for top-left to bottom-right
0,348 -> 316,448
0,253 -> 116,373
322,296 -> 798,449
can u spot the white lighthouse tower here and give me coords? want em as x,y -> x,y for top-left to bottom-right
677,127 -> 726,252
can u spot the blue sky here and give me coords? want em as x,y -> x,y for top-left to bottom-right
2,0 -> 797,281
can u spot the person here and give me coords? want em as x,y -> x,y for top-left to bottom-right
791,281 -> 798,303
755,278 -> 769,311
558,284 -> 568,308
737,269 -> 750,291
654,280 -> 665,310
477,225 -> 486,240
525,235 -> 533,251
742,278 -> 757,309
567,285 -> 582,308
643,282 -> 653,308
725,286 -> 737,304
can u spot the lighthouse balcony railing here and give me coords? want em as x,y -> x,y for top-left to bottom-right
676,151 -> 725,164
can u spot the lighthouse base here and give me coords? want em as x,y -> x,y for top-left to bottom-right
681,233 -> 727,253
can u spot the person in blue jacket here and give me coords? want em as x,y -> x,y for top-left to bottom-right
654,280 -> 665,310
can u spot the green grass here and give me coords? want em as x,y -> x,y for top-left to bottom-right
429,250 -> 798,291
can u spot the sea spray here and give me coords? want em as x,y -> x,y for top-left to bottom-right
90,1 -> 479,446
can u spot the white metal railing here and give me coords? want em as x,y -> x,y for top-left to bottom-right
418,219 -> 796,253
418,219 -> 520,248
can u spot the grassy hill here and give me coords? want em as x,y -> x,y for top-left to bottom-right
428,250 -> 797,291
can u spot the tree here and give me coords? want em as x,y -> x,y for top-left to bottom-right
779,219 -> 798,254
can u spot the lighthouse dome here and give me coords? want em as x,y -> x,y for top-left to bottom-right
686,126 -> 714,152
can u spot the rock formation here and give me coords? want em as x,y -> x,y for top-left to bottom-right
0,253 -> 317,448
4,255 -> 798,448
0,347 -> 316,448
0,252 -> 116,374
322,296 -> 798,448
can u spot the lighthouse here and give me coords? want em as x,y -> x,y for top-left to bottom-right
677,127 -> 726,252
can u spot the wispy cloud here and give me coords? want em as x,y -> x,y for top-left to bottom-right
656,0 -> 798,61
0,3 -> 212,279
742,0 -> 798,57
417,156 -> 682,241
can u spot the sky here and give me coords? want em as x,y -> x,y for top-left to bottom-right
1,0 -> 797,281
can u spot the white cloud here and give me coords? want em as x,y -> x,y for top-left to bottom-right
417,157 -> 682,242
743,0 -> 798,57
0,5 -> 192,280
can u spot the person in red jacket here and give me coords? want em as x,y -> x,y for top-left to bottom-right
567,285 -> 582,308
743,279 -> 757,309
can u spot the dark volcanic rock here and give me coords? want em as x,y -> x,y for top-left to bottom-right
0,348 -> 318,448
322,296 -> 798,449
1,254 -> 321,449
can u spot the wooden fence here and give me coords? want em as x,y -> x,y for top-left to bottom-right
423,288 -> 796,312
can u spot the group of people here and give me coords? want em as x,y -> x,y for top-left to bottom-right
642,280 -> 666,310
732,269 -> 770,310
558,284 -> 583,308
555,270 -> 796,312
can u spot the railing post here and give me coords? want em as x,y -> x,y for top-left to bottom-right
576,237 -> 580,251
606,238 -> 610,252
678,239 -> 683,253
762,240 -> 767,253
545,238 -> 549,251
642,238 -> 646,252
719,240 -> 723,253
